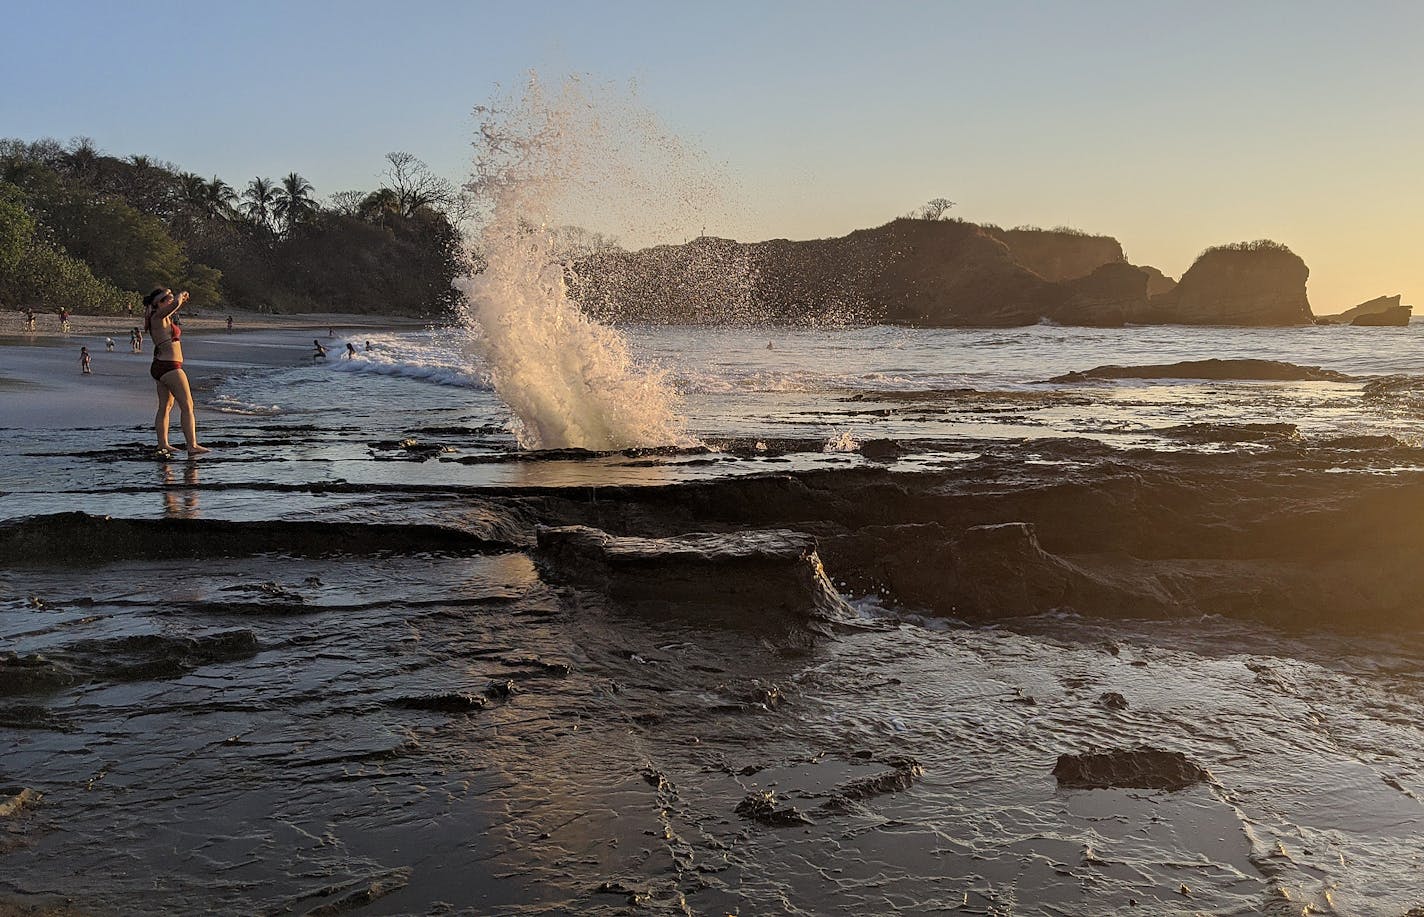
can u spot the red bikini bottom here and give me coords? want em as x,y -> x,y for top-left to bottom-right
150,359 -> 183,381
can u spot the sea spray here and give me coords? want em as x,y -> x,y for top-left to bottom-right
454,75 -> 725,450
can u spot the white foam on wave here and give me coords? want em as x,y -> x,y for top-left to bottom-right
208,394 -> 283,416
328,335 -> 493,390
453,75 -> 714,451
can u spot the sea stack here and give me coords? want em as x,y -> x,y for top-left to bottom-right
1144,241 -> 1313,326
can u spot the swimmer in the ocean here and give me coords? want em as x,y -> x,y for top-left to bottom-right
345,342 -> 357,359
312,339 -> 328,361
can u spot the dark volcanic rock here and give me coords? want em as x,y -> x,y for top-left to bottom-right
69,630 -> 259,681
837,757 -> 924,799
1098,692 -> 1129,711
534,525 -> 856,636
392,693 -> 488,713
0,787 -> 42,818
1156,422 -> 1300,444
505,439 -> 1424,632
1319,294 -> 1412,327
1048,358 -> 1352,383
858,438 -> 907,462
0,653 -> 80,696
1144,242 -> 1313,326
0,511 -> 525,566
735,791 -> 815,827
1053,748 -> 1209,791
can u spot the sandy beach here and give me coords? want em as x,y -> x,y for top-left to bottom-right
0,309 -> 432,432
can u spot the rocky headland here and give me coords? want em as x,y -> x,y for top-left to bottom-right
1317,294 -> 1413,327
569,221 -> 1335,328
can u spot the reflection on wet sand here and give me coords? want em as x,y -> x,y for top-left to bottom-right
160,461 -> 200,519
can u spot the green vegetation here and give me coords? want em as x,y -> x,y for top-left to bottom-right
1199,239 -> 1295,257
0,138 -> 466,316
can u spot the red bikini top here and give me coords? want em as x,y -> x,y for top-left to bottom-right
145,314 -> 181,346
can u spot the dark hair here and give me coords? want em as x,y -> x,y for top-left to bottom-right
142,288 -> 168,308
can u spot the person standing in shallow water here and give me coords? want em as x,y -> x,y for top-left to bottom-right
143,287 -> 209,455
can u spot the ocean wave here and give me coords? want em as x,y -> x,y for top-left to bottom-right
321,334 -> 494,390
208,394 -> 283,416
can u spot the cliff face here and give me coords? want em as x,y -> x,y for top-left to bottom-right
984,228 -> 1125,282
570,225 -> 1318,328
572,219 -> 1071,328
1143,244 -> 1313,326
1138,265 -> 1178,298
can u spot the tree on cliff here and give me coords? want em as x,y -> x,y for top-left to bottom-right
906,198 -> 956,221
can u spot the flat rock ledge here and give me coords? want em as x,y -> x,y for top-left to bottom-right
534,525 -> 856,638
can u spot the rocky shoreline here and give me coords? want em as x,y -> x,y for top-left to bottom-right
8,435 -> 1424,633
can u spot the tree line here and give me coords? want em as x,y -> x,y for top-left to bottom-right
0,137 -> 466,316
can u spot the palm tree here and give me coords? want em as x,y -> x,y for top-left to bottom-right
242,177 -> 278,232
204,177 -> 239,220
272,172 -> 318,232
178,172 -> 208,208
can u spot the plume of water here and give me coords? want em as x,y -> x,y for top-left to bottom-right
454,75 -> 721,450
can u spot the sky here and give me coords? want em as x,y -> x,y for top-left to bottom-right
3,0 -> 1421,312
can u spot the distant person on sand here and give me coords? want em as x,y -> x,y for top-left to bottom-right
105,336 -> 115,352
143,287 -> 209,455
24,308 -> 35,330
226,315 -> 233,332
59,308 -> 70,333
345,342 -> 357,359
80,346 -> 91,374
312,339 -> 328,361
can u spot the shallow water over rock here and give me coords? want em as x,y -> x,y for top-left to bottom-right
6,323 -> 1424,913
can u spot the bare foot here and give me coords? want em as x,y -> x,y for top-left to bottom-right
186,444 -> 212,456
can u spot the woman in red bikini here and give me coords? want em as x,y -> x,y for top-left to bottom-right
143,287 -> 210,455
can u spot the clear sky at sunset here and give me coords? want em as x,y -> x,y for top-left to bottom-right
3,0 -> 1420,311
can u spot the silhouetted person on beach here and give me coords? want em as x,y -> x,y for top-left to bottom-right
58,308 -> 70,333
226,315 -> 233,332
23,308 -> 35,330
144,287 -> 209,455
80,347 -> 91,375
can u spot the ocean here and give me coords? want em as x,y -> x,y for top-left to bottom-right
3,319 -> 1424,915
